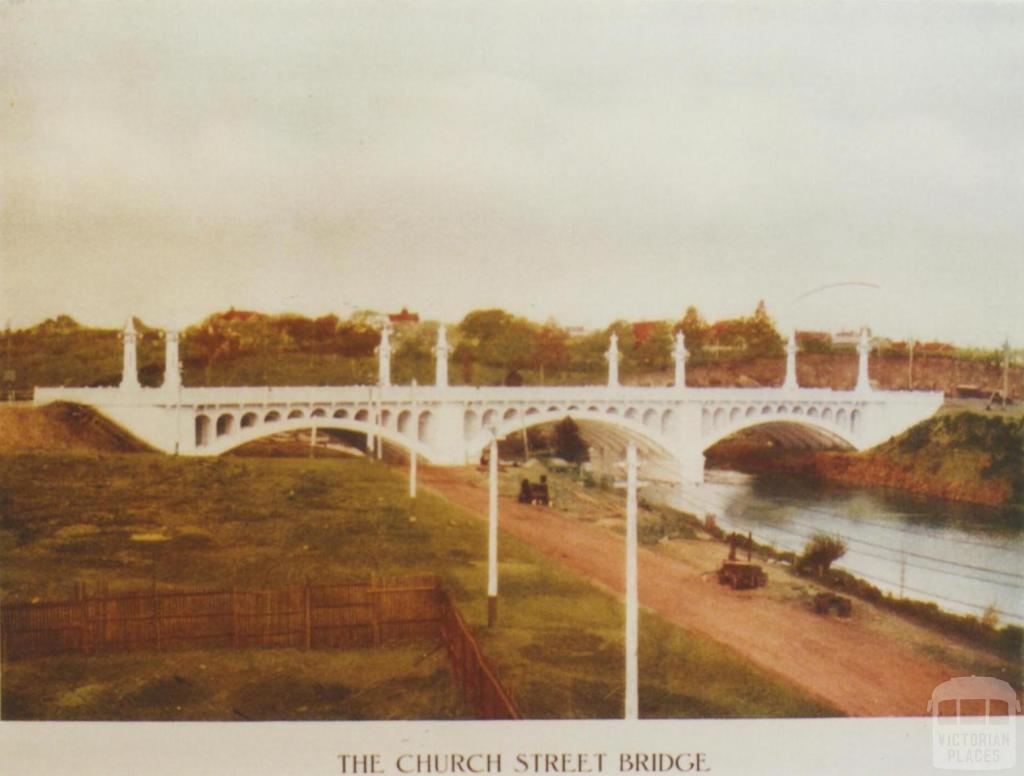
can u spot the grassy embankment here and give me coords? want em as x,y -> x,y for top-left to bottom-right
817,413 -> 1024,508
710,412 -> 1024,510
0,452 -> 838,720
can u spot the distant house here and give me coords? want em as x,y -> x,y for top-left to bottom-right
832,329 -> 862,346
388,307 -> 420,325
918,341 -> 956,356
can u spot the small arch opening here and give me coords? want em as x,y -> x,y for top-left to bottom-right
195,415 -> 211,447
216,413 -> 234,437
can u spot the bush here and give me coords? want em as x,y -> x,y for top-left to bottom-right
797,533 -> 847,577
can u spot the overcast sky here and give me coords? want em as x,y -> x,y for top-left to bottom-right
1,1 -> 1021,346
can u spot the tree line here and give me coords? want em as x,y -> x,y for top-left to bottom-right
3,302 -> 797,389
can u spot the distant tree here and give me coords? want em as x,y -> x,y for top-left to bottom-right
678,306 -> 709,355
393,321 -> 438,384
334,322 -> 379,358
187,317 -> 241,383
567,330 -> 609,375
799,533 -> 847,577
553,417 -> 589,463
633,320 -> 674,371
533,324 -> 569,383
742,300 -> 785,358
312,314 -> 340,343
457,308 -> 538,376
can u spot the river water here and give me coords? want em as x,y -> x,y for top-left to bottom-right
650,472 -> 1024,627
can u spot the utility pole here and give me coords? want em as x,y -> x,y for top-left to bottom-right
624,442 -> 639,721
614,442 -> 641,721
487,431 -> 499,628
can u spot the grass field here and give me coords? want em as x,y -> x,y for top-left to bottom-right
1,645 -> 466,721
0,452 -> 839,719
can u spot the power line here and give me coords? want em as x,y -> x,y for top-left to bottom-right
781,514 -> 1024,581
842,546 -> 1023,589
672,487 -> 1024,589
703,480 -> 1021,553
672,488 -> 1024,621
848,568 -> 1022,620
691,486 -> 1024,580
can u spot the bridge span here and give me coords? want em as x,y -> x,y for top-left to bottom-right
34,321 -> 943,484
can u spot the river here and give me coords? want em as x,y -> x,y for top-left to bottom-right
650,471 -> 1024,627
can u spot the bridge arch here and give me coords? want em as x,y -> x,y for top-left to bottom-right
216,413 -> 235,437
701,408 -> 860,451
642,408 -> 658,428
194,416 -> 439,461
240,412 -> 258,428
398,409 -> 413,435
463,407 -> 680,469
418,410 -> 436,444
464,409 -> 478,440
195,414 -> 211,447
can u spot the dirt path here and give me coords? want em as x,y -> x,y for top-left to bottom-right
421,466 -> 963,717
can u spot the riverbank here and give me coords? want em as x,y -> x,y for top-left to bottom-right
707,412 -> 1024,509
420,463 -> 1021,714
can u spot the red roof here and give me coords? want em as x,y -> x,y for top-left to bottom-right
388,307 -> 420,324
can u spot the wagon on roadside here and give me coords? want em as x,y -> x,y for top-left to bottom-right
716,561 -> 767,590
813,592 -> 853,617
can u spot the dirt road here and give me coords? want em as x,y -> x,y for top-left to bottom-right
421,466 -> 963,717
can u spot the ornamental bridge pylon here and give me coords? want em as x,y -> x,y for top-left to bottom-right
34,322 -> 943,484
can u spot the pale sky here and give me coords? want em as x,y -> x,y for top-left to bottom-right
1,1 -> 1021,346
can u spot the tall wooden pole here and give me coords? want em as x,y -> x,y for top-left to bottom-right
487,432 -> 499,628
625,442 -> 639,720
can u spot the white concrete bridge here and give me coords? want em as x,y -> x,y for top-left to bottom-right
34,322 -> 943,484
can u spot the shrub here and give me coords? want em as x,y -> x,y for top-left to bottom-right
797,533 -> 847,577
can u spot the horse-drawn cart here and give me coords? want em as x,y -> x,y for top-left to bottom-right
716,561 -> 767,590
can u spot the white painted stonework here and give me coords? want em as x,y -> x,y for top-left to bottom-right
33,329 -> 944,484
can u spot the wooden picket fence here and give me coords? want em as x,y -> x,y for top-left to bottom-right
0,576 -> 520,720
